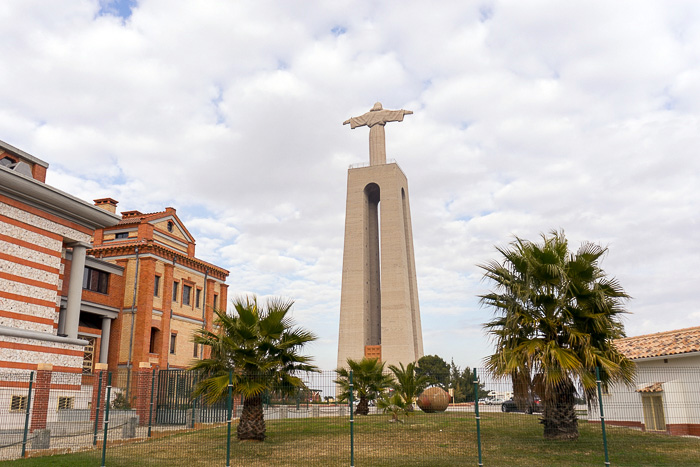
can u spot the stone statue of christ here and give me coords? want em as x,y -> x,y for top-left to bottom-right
344,102 -> 413,166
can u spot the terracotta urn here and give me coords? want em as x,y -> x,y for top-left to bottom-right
416,386 -> 450,413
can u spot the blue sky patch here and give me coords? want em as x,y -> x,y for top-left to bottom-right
98,0 -> 137,20
479,5 -> 494,22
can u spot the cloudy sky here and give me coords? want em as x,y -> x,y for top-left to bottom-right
1,0 -> 699,371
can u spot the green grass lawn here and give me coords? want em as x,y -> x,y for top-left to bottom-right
3,412 -> 699,466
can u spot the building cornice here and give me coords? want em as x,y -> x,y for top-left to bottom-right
0,166 -> 121,231
0,325 -> 88,346
60,296 -> 120,319
65,251 -> 125,276
631,351 -> 700,362
88,240 -> 229,280
0,139 -> 49,168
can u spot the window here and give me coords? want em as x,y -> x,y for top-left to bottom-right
0,156 -> 17,167
172,281 -> 179,302
10,395 -> 27,412
193,343 -> 199,358
642,394 -> 666,431
154,275 -> 161,297
182,285 -> 192,306
149,327 -> 160,354
195,289 -> 201,308
213,294 -> 218,310
83,267 -> 109,294
170,333 -> 177,354
58,397 -> 74,410
115,232 -> 129,239
82,336 -> 96,374
167,221 -> 174,232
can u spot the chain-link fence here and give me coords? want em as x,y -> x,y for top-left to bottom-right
1,366 -> 699,466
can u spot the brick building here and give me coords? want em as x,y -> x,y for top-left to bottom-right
0,139 -> 121,376
88,201 -> 229,370
59,251 -> 125,373
0,138 -> 229,432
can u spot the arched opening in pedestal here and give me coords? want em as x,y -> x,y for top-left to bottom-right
364,182 -> 381,346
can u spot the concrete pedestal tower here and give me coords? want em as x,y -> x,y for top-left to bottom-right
337,102 -> 424,370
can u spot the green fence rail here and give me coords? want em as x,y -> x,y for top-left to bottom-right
1,366 -> 700,466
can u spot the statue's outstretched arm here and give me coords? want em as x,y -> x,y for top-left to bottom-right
343,119 -> 351,125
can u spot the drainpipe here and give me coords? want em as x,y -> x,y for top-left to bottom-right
201,268 -> 208,359
168,257 -> 175,370
125,246 -> 140,401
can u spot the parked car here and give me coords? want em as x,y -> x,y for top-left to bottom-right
484,398 -> 505,405
501,397 -> 541,414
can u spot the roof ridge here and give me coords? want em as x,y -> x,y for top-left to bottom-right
616,326 -> 700,342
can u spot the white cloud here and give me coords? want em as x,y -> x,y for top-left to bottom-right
1,0 -> 699,371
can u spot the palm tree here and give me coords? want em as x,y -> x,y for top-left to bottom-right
377,391 -> 412,423
190,296 -> 318,441
480,230 -> 635,440
388,362 -> 430,411
335,358 -> 393,415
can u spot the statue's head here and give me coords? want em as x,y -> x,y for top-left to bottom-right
371,102 -> 383,111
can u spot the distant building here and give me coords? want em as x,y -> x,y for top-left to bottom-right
588,326 -> 700,436
88,201 -> 229,370
0,139 -> 121,376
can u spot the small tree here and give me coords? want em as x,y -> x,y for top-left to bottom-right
461,368 -> 489,402
335,358 -> 393,415
449,359 -> 465,402
190,296 -> 318,441
377,391 -> 412,423
388,362 -> 430,411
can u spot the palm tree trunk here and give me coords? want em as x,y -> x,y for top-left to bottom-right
356,396 -> 369,415
542,380 -> 578,440
237,395 -> 266,441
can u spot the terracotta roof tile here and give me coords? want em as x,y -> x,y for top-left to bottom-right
636,382 -> 663,393
614,326 -> 700,359
117,218 -> 142,225
115,209 -> 171,225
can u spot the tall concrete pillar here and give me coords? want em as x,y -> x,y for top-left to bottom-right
99,317 -> 111,364
64,241 -> 90,340
337,163 -> 424,370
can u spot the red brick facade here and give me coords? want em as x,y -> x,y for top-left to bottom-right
88,203 -> 229,371
29,366 -> 52,432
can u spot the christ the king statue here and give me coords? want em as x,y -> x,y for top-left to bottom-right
343,102 -> 413,166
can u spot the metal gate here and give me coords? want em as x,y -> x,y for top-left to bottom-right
155,370 -> 227,425
156,370 -> 194,425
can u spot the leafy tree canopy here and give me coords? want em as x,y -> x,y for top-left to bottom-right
480,230 -> 635,440
190,296 -> 317,441
415,355 -> 450,389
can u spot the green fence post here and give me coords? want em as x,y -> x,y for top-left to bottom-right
101,372 -> 113,467
191,394 -> 197,429
148,368 -> 156,437
21,371 -> 34,458
596,367 -> 611,467
349,369 -> 354,467
473,368 -> 483,467
226,370 -> 233,467
93,370 -> 104,446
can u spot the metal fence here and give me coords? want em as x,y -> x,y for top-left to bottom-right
1,366 -> 699,466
